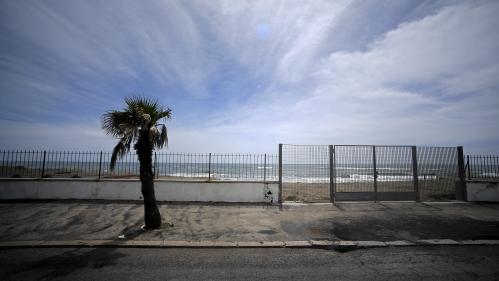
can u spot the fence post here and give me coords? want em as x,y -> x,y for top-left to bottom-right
329,145 -> 335,203
208,153 -> 211,181
411,146 -> 420,202
98,151 -> 103,180
278,144 -> 283,203
466,155 -> 471,180
372,146 -> 378,202
154,152 -> 157,179
263,154 -> 267,183
457,146 -> 467,201
41,150 -> 46,178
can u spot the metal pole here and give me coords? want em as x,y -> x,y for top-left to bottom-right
466,155 -> 471,180
154,152 -> 157,179
0,150 -> 5,177
471,156 -> 475,179
488,155 -> 492,178
98,151 -> 103,180
480,156 -> 483,179
41,151 -> 46,178
457,146 -> 467,201
263,154 -> 267,183
411,146 -> 420,202
278,144 -> 283,203
373,146 -> 378,202
208,153 -> 211,181
329,145 -> 335,203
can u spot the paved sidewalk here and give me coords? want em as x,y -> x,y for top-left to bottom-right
0,201 -> 498,245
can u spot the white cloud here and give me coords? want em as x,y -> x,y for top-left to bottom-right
199,0 -> 499,152
1,0 -> 498,154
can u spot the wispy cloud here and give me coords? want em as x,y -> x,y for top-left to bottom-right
0,0 -> 498,153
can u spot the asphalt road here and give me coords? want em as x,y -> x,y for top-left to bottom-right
1,246 -> 499,281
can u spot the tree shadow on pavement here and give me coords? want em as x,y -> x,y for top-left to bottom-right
3,223 -> 151,281
3,247 -> 127,281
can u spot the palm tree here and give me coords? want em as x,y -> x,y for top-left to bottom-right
102,96 -> 172,229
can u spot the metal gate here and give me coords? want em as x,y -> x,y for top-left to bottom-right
279,144 -> 463,202
280,145 -> 331,202
332,145 -> 417,201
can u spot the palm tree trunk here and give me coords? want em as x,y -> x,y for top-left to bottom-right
136,130 -> 162,229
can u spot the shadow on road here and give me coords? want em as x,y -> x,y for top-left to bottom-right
4,247 -> 126,281
2,223 -> 150,281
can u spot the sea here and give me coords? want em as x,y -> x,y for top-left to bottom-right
0,160 -> 475,183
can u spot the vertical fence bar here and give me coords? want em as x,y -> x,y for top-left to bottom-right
470,156 -> 476,178
474,156 -> 478,179
167,153 -> 171,178
472,155 -> 476,179
21,150 -> 26,177
13,150 -> 18,176
83,151 -> 88,177
154,152 -> 157,179
62,151 -> 67,175
98,151 -> 103,179
412,146 -> 420,201
41,151 -> 46,178
480,156 -> 483,179
26,150 -> 31,178
466,155 -> 471,180
263,154 -> 267,182
457,146 -> 467,201
333,146 -> 337,201
487,155 -> 491,177
372,146 -> 378,202
1,150 -> 5,177
278,144 -> 283,203
0,150 -> 4,177
208,153 -> 211,181
329,145 -> 335,203
5,150 -> 9,177
482,155 -> 486,178
8,151 -> 12,176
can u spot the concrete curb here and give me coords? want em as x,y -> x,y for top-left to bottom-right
1,239 -> 499,250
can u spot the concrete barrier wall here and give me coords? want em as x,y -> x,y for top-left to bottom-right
466,181 -> 499,202
0,179 -> 279,203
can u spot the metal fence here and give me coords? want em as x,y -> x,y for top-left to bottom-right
0,150 -> 278,182
280,145 -> 330,202
332,145 -> 418,201
466,155 -> 499,180
280,144 -> 462,202
3,148 -> 489,201
416,146 -> 459,200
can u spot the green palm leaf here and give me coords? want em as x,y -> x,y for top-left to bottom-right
102,96 -> 172,170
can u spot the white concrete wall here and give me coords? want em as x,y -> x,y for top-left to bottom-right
0,179 -> 279,203
466,181 -> 499,202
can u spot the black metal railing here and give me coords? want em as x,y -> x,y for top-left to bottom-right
466,155 -> 499,180
0,150 -> 278,182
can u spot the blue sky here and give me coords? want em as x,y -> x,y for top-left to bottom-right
0,0 -> 498,154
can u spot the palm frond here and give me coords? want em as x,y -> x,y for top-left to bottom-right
110,136 -> 132,170
124,96 -> 168,127
159,124 -> 168,147
157,108 -> 172,121
104,95 -> 172,157
149,124 -> 168,149
102,111 -> 140,138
